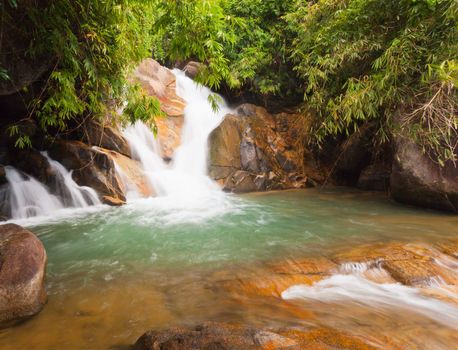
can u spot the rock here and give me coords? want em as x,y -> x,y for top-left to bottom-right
391,136 -> 458,212
155,115 -> 184,160
101,196 -> 125,206
0,166 -> 6,186
132,59 -> 186,158
134,322 -> 378,350
97,148 -> 154,198
357,161 -> 391,192
132,58 -> 186,118
76,119 -> 131,157
0,224 -> 47,328
208,104 -> 323,193
48,140 -> 125,204
332,122 -> 377,185
184,61 -> 202,80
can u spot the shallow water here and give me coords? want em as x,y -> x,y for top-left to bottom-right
1,188 -> 457,349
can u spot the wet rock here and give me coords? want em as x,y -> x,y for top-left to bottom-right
134,322 -> 378,350
155,115 -> 184,160
184,61 -> 202,80
208,104 -> 323,193
99,148 -> 154,198
101,195 -> 125,206
0,224 -> 47,328
391,136 -> 458,212
48,140 -> 125,204
0,166 -> 6,186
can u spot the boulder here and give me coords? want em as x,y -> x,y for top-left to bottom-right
132,59 -> 186,158
132,58 -> 186,118
134,322 -> 378,350
0,224 -> 47,328
97,148 -> 154,198
184,61 -> 202,80
357,161 -> 391,192
48,140 -> 125,205
208,104 -> 323,193
75,119 -> 131,157
391,136 -> 458,212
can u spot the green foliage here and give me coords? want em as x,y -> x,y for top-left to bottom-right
3,0 -> 159,134
123,84 -> 164,131
286,0 -> 457,163
154,0 -> 237,90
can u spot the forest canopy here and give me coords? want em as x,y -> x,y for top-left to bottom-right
1,0 -> 457,163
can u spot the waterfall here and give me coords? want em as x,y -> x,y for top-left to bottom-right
123,69 -> 231,199
4,154 -> 100,220
4,167 -> 64,219
42,152 -> 101,207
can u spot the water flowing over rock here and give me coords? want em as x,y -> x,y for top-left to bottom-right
132,59 -> 186,159
208,104 -> 323,192
0,224 -> 47,328
391,136 -> 458,212
48,140 -> 125,205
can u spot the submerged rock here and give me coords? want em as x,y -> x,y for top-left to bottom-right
208,104 -> 323,193
391,136 -> 458,212
0,224 -> 47,328
134,322 -> 378,350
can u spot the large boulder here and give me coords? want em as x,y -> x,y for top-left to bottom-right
48,140 -> 126,205
96,148 -> 154,198
391,136 -> 458,212
132,59 -> 186,158
208,104 -> 323,193
0,224 -> 47,328
134,322 -> 378,350
74,119 -> 131,157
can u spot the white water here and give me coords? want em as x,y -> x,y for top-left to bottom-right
42,152 -> 101,207
4,166 -> 64,219
282,262 -> 458,329
123,69 -> 231,203
4,153 -> 101,220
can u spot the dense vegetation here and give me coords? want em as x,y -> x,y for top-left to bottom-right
1,0 -> 457,163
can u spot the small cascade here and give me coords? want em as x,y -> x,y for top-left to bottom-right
4,166 -> 64,219
123,69 -> 231,200
4,154 -> 101,220
42,152 -> 101,207
282,262 -> 458,329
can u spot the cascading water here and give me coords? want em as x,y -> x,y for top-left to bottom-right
4,166 -> 64,219
123,69 -> 231,201
4,154 -> 100,220
42,152 -> 101,207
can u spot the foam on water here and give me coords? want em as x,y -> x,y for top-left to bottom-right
121,69 -> 233,218
282,263 -> 458,330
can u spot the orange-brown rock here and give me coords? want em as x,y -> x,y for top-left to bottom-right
132,59 -> 186,158
134,322 -> 382,350
208,104 -> 323,193
132,58 -> 186,118
96,148 -> 153,198
155,115 -> 184,160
